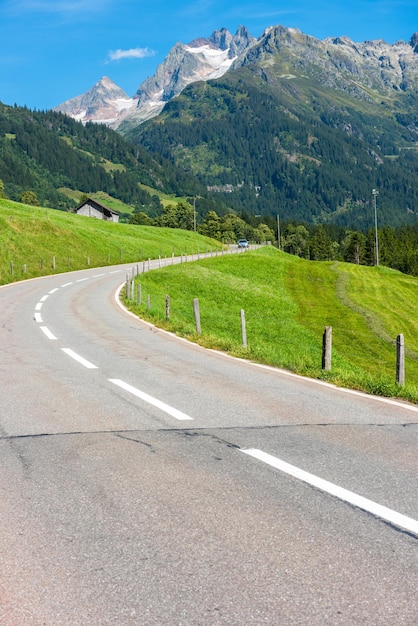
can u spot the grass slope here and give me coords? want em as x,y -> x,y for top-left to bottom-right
124,246 -> 418,403
0,198 -> 222,284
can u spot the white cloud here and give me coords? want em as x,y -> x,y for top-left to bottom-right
107,47 -> 157,62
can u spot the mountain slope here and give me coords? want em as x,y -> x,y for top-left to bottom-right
125,25 -> 418,227
0,102 -> 204,213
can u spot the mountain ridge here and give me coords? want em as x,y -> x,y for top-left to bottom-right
55,24 -> 418,130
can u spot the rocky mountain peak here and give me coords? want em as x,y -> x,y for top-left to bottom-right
205,25 -> 254,58
55,76 -> 136,125
119,26 -> 255,128
234,24 -> 418,98
409,32 -> 418,52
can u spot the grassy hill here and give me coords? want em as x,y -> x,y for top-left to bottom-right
123,246 -> 418,404
0,198 -> 223,284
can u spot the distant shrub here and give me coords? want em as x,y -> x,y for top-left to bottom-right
20,191 -> 40,206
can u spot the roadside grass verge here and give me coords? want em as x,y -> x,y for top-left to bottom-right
124,246 -> 418,403
0,198 -> 223,284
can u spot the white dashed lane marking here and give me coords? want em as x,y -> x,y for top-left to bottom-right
62,348 -> 98,369
109,379 -> 194,421
40,326 -> 57,340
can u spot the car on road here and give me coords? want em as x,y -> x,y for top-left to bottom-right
237,239 -> 249,248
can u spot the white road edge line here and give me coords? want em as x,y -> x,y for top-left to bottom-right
114,285 -> 418,415
61,348 -> 98,369
241,448 -> 418,536
40,326 -> 57,340
109,378 -> 194,421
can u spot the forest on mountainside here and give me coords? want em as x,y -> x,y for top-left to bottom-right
0,103 -> 205,212
128,71 -> 418,229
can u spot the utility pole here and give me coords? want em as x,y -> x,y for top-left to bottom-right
193,196 -> 196,232
277,214 -> 281,250
372,189 -> 379,266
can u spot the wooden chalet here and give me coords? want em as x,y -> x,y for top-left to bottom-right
76,198 -> 119,222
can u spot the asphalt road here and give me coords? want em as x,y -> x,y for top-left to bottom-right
1,259 -> 418,625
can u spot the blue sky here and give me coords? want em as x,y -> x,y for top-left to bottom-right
1,0 -> 418,110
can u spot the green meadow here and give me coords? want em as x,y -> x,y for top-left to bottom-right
125,246 -> 418,403
0,198 -> 222,284
1,198 -> 417,403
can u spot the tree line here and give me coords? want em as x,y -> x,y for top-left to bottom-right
280,222 -> 418,276
130,201 -> 418,276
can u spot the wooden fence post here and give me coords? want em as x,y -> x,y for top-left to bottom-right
396,334 -> 405,385
193,298 -> 201,335
166,295 -> 170,320
241,309 -> 247,347
137,283 -> 141,306
322,326 -> 332,370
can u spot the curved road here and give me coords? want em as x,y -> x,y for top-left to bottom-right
1,260 -> 418,625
